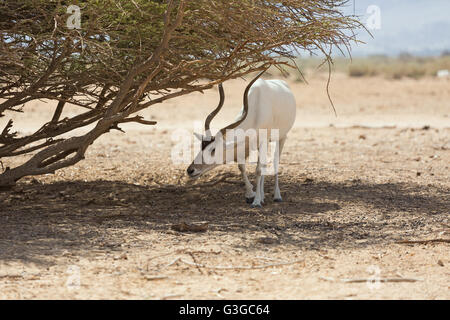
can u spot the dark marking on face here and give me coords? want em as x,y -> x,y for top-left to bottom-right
201,137 -> 215,150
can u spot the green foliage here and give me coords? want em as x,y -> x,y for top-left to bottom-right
1,0 -> 362,103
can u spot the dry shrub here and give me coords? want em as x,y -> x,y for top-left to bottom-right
346,55 -> 450,79
348,63 -> 379,77
0,0 -> 362,187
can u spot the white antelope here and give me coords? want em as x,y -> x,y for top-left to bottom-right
186,70 -> 296,207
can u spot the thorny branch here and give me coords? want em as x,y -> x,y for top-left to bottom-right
0,0 -> 363,186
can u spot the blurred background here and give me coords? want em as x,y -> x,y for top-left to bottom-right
283,0 -> 450,80
348,0 -> 450,57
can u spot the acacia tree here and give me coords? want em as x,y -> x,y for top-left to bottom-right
0,0 -> 361,187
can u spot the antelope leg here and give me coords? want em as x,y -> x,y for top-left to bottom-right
274,137 -> 286,202
239,164 -> 255,202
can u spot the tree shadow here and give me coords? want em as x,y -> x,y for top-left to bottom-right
0,176 -> 448,265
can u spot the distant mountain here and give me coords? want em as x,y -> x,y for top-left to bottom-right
340,0 -> 450,56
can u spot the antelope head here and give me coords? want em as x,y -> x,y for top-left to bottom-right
187,71 -> 265,178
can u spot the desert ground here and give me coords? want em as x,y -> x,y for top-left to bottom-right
0,72 -> 449,299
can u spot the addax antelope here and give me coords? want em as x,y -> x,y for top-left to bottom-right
186,70 -> 296,207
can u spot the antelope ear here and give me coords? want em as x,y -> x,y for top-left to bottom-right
194,132 -> 204,141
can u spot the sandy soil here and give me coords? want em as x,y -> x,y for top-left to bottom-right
0,73 -> 449,299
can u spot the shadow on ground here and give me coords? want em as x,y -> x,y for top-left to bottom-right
0,175 -> 448,265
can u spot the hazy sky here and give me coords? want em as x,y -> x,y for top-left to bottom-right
340,0 -> 450,56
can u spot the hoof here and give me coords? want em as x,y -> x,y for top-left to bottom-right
251,204 -> 262,208
246,197 -> 255,204
274,198 -> 283,203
